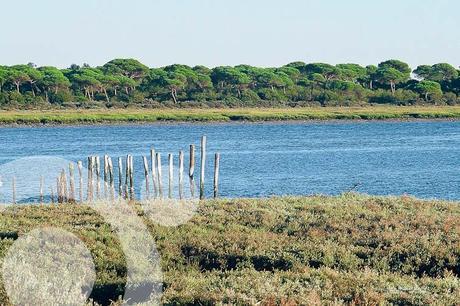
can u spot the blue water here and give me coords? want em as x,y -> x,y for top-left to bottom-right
0,121 -> 459,200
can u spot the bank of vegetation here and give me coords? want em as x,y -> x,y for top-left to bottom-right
0,194 -> 459,305
1,59 -> 460,109
1,106 -> 460,125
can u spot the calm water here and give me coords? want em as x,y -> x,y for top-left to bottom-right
0,121 -> 459,200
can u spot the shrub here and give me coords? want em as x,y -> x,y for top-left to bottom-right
443,92 -> 459,105
49,91 -> 74,104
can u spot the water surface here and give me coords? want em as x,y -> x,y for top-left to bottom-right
0,121 -> 459,200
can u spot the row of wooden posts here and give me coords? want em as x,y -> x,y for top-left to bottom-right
8,136 -> 221,204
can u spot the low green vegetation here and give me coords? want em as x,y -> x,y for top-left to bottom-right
1,59 -> 460,109
1,106 -> 460,125
0,194 -> 459,305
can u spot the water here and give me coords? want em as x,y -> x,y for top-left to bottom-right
0,121 -> 459,200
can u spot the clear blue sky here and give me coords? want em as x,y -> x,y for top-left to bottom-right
1,0 -> 458,69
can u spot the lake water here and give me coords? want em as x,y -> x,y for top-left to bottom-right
0,121 -> 459,200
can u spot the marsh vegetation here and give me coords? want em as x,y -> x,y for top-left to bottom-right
0,194 -> 458,305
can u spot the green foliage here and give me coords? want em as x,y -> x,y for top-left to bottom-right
415,80 -> 443,102
378,59 -> 412,75
370,89 -> 419,106
0,59 -> 459,108
102,58 -> 149,80
374,68 -> 407,93
0,66 -> 9,92
49,90 -> 73,104
443,92 -> 460,105
415,63 -> 458,82
7,91 -> 25,104
336,63 -> 368,85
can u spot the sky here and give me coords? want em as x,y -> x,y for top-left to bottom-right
0,0 -> 459,69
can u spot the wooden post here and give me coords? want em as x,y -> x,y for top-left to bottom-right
156,153 -> 163,198
12,177 -> 16,204
107,157 -> 114,202
214,153 -> 220,199
151,148 -> 157,198
168,154 -> 173,199
95,156 -> 101,199
103,155 -> 109,199
59,172 -> 62,203
179,150 -> 184,200
69,163 -> 75,203
50,186 -> 55,204
57,176 -> 61,204
77,161 -> 83,203
189,144 -> 195,179
129,155 -> 134,200
200,136 -> 206,200
87,156 -> 93,202
61,169 -> 68,203
143,156 -> 150,200
189,144 -> 196,198
125,155 -> 130,200
39,176 -> 44,205
118,157 -> 123,198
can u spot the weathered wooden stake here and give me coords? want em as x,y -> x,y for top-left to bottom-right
143,156 -> 150,200
125,155 -> 130,200
12,177 -> 16,204
168,154 -> 173,199
50,186 -> 55,204
214,153 -> 220,199
77,161 -> 83,203
129,155 -> 134,200
57,176 -> 62,203
189,144 -> 196,198
200,136 -> 207,200
95,156 -> 101,199
189,144 -> 195,179
87,156 -> 93,202
103,155 -> 109,199
69,163 -> 75,203
108,157 -> 115,202
61,169 -> 68,203
118,157 -> 123,198
151,148 -> 157,198
179,150 -> 184,199
156,153 -> 163,198
39,176 -> 44,205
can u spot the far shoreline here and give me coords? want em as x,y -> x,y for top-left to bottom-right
1,105 -> 460,128
0,117 -> 459,129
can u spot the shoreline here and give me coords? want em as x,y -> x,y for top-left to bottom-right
1,106 -> 460,127
0,116 -> 459,128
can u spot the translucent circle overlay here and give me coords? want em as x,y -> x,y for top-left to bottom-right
2,227 -> 96,306
92,200 -> 163,305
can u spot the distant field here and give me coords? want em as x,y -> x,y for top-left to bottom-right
1,106 -> 460,125
0,194 -> 459,305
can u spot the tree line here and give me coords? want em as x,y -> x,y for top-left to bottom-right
0,59 -> 459,108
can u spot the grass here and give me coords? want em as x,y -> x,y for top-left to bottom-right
1,106 -> 460,125
0,194 -> 459,305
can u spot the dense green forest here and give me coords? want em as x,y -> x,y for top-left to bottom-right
0,59 -> 459,109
